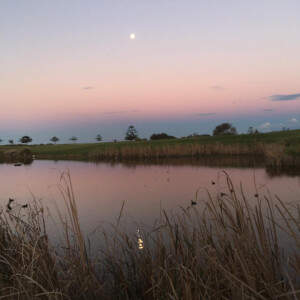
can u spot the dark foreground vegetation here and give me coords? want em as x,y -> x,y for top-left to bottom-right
0,173 -> 299,299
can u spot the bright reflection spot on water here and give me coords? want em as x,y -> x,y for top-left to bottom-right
137,229 -> 144,250
138,238 -> 144,250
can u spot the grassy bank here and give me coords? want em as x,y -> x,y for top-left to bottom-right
0,173 -> 299,299
1,129 -> 300,167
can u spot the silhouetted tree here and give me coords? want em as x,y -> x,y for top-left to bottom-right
248,127 -> 254,134
19,136 -> 32,145
125,125 -> 138,141
50,136 -> 60,144
8,139 -> 14,145
69,136 -> 78,144
95,134 -> 102,142
0,139 -> 2,145
213,123 -> 237,136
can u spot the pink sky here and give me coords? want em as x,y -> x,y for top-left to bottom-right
1,1 -> 300,142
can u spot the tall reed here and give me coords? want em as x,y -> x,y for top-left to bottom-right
0,172 -> 299,299
89,143 -> 264,160
89,142 -> 300,168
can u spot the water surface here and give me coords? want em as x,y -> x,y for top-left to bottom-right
0,160 -> 299,248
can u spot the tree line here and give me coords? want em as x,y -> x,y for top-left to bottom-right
0,123 -> 260,145
0,136 -> 34,145
0,135 -> 103,145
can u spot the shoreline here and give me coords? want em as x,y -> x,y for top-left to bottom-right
0,129 -> 299,168
1,154 -> 300,178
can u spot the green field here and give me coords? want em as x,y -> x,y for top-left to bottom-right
1,129 -> 300,158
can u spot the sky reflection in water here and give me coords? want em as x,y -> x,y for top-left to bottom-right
0,160 -> 299,250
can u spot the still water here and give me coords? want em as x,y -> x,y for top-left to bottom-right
0,159 -> 299,246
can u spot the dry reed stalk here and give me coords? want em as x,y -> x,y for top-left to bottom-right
89,142 -> 300,170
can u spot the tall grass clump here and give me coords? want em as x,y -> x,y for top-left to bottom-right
0,148 -> 33,163
89,142 -> 300,168
264,144 -> 300,169
89,143 -> 267,160
0,172 -> 299,299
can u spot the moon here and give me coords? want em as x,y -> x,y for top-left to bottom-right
130,33 -> 136,40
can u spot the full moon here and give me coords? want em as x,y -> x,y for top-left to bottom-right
130,33 -> 136,40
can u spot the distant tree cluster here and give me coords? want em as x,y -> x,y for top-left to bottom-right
50,136 -> 60,144
3,134 -> 103,145
19,136 -> 32,145
95,134 -> 102,142
247,127 -> 259,134
125,125 -> 139,141
150,133 -> 177,140
69,136 -> 78,144
213,123 -> 237,136
0,123 -> 271,147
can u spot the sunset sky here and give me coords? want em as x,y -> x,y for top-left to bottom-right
1,0 -> 300,143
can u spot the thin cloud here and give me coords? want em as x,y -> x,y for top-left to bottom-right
196,113 -> 216,117
287,118 -> 298,123
270,93 -> 300,101
261,122 -> 271,129
263,108 -> 275,112
83,86 -> 94,90
211,85 -> 225,91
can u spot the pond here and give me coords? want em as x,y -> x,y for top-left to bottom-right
0,159 -> 299,250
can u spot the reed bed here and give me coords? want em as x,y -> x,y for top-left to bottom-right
89,142 -> 300,168
0,172 -> 299,299
89,143 -> 265,159
0,148 -> 33,163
